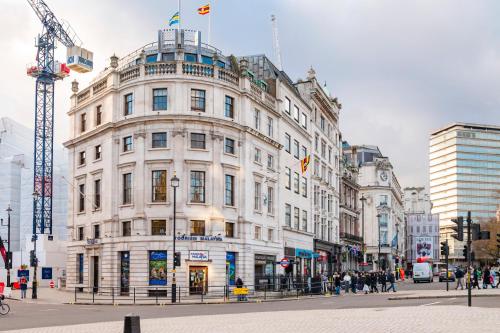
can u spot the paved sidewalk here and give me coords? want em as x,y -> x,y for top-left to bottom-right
9,287 -> 74,304
4,305 -> 500,333
387,287 -> 500,300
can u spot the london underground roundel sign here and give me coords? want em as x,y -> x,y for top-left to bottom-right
280,257 -> 290,268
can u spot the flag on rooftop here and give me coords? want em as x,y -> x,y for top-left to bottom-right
169,11 -> 180,26
198,4 -> 210,15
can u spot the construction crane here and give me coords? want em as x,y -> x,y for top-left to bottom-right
26,0 -> 93,298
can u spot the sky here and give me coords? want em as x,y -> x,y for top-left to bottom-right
1,0 -> 499,188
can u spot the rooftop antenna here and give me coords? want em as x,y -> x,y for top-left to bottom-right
271,14 -> 283,71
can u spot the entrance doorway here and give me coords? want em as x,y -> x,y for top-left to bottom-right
189,266 -> 208,295
92,256 -> 99,292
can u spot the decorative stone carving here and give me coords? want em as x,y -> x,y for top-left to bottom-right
71,80 -> 79,93
110,54 -> 119,69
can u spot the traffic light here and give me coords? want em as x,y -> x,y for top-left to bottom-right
472,223 -> 491,241
440,241 -> 449,256
462,245 -> 468,259
451,217 -> 464,241
5,251 -> 12,270
29,250 -> 37,267
174,252 -> 181,267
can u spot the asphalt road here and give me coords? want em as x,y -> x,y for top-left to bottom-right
1,282 -> 499,332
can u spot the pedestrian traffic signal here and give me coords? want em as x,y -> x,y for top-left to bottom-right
440,241 -> 449,256
174,252 -> 181,267
451,217 -> 464,241
29,250 -> 37,267
462,245 -> 468,259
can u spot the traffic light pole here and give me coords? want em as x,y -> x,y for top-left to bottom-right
171,183 -> 177,303
466,211 -> 471,307
445,238 -> 449,292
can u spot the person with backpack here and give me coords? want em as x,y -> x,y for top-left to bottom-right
455,266 -> 464,290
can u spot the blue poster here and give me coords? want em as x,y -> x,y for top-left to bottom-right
226,252 -> 236,286
41,267 -> 52,280
18,270 -> 29,280
149,251 -> 167,285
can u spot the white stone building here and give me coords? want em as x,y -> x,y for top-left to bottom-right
64,29 -> 342,294
343,145 -> 404,271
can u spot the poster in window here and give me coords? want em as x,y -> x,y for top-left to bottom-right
415,237 -> 433,259
149,251 -> 167,285
226,252 -> 236,286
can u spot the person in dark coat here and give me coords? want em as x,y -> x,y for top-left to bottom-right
379,271 -> 387,292
351,273 -> 358,294
370,272 -> 379,293
235,276 -> 245,301
482,267 -> 491,289
387,271 -> 396,292
334,273 -> 341,295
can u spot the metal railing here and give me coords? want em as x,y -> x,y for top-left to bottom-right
73,280 -> 335,305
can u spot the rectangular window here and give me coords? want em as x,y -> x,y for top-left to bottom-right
153,88 -> 168,111
93,224 -> 100,239
268,229 -> 273,241
328,147 -> 332,163
285,204 -> 291,227
78,184 -> 85,212
122,173 -> 132,204
190,171 -> 205,203
185,53 -> 197,62
254,225 -> 261,240
225,222 -> 235,238
77,253 -> 84,284
293,140 -> 300,159
284,133 -> 291,153
267,154 -> 274,169
284,97 -> 291,114
320,115 -> 325,131
285,167 -> 291,189
301,177 -> 307,197
301,112 -> 307,129
254,109 -> 260,130
191,89 -> 206,112
267,116 -> 273,137
315,134 -> 319,151
96,106 -> 102,126
123,136 -> 133,152
225,174 -> 235,206
146,54 -> 157,63
302,210 -> 307,231
80,113 -> 86,132
254,182 -> 261,211
190,220 -> 205,236
152,132 -> 167,148
122,221 -> 131,237
314,215 -> 319,237
294,207 -> 300,229
321,141 -> 326,158
190,133 -> 206,149
94,179 -> 101,210
78,227 -> 84,241
152,170 -> 167,202
293,105 -> 299,122
124,93 -> 133,116
224,95 -> 234,118
314,185 -> 319,206
254,147 -> 261,163
267,186 -> 274,214
151,219 -> 166,235
293,172 -> 300,194
328,194 -> 333,213
79,151 -> 86,165
224,138 -> 235,154
95,145 -> 102,160
321,190 -> 326,210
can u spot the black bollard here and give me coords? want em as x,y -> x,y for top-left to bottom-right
124,313 -> 141,333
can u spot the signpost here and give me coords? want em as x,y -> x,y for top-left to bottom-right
279,257 -> 289,268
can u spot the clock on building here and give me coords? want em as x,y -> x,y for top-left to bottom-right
380,171 -> 388,181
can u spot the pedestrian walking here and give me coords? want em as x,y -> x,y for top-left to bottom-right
455,267 -> 464,290
343,272 -> 351,294
379,271 -> 387,292
482,267 -> 491,289
321,272 -> 328,294
386,271 -> 397,292
351,272 -> 358,294
399,267 -> 405,281
472,268 -> 481,290
334,272 -> 341,295
362,274 -> 370,294
20,275 -> 28,299
370,272 -> 379,293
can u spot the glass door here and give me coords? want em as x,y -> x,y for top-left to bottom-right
189,266 -> 208,295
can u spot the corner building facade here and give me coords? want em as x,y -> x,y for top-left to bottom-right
64,30 -> 341,293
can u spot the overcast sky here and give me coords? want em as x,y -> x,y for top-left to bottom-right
1,0 -> 499,188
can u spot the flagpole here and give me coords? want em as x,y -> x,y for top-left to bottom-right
208,1 -> 212,45
178,0 -> 181,30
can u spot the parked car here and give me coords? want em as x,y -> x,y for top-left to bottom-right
438,269 -> 456,282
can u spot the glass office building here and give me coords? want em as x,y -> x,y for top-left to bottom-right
429,123 -> 500,259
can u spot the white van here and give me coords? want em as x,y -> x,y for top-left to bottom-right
413,263 -> 433,283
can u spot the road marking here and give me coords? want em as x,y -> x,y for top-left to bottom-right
421,301 -> 441,306
39,309 -> 57,312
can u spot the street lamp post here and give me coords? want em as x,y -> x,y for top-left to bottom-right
377,213 -> 381,271
1,206 -> 13,287
32,191 -> 39,299
360,195 -> 367,268
170,174 -> 179,303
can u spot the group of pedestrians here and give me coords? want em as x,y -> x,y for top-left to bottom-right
455,265 -> 500,290
330,270 -> 397,295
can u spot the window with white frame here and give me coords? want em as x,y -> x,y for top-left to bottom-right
284,133 -> 291,153
285,167 -> 291,189
301,177 -> 307,197
254,181 -> 261,211
284,97 -> 291,114
294,207 -> 300,229
293,172 -> 300,194
190,171 -> 205,203
285,204 -> 291,226
267,186 -> 274,214
267,154 -> 274,169
267,116 -> 273,137
254,225 -> 261,240
254,147 -> 261,163
302,210 -> 307,231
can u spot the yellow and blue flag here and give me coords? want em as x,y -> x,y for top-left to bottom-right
169,11 -> 180,26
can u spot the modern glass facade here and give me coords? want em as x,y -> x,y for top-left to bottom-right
430,123 -> 500,225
